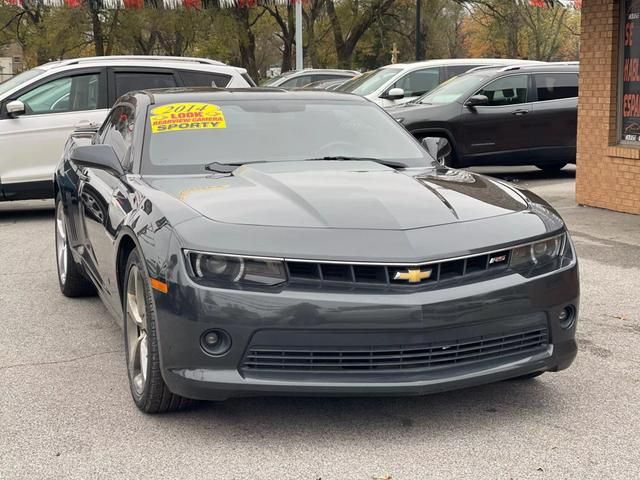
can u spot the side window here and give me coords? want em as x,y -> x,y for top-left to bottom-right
445,65 -> 480,80
392,68 -> 441,97
311,74 -> 348,83
179,71 -> 231,88
476,75 -> 529,106
17,73 -> 100,115
100,104 -> 135,167
534,73 -> 578,101
280,75 -> 313,88
114,72 -> 176,98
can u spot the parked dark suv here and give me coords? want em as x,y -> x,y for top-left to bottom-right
387,63 -> 578,171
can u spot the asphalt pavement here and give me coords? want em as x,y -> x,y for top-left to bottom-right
1,165 -> 639,479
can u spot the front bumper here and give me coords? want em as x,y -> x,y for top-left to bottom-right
154,262 -> 578,401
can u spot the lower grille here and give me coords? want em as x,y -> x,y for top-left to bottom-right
241,327 -> 548,373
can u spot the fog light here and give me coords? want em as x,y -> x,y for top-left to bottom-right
558,306 -> 576,329
200,329 -> 231,356
204,331 -> 219,346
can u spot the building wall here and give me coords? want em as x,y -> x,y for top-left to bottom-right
577,0 -> 640,214
0,42 -> 24,75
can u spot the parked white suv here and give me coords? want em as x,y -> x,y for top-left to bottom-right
0,55 -> 255,201
336,58 -> 543,108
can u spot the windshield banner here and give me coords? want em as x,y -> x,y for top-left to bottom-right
150,103 -> 226,133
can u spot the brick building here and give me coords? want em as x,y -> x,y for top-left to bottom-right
577,0 -> 640,214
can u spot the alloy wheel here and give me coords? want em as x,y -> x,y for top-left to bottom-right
126,265 -> 149,397
55,203 -> 68,285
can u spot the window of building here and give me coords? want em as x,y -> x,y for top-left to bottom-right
619,0 -> 640,143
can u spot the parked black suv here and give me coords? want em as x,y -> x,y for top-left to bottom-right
387,63 -> 578,171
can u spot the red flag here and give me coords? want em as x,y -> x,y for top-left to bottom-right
183,0 -> 201,9
123,0 -> 144,8
5,0 -> 23,6
574,0 -> 582,9
64,0 -> 82,7
529,0 -> 546,7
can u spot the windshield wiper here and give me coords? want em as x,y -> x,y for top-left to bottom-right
204,161 -> 248,173
303,156 -> 408,169
204,156 -> 408,173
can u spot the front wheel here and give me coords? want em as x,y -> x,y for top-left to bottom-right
55,196 -> 96,297
123,249 -> 190,413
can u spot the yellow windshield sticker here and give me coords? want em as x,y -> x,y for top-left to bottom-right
150,103 -> 226,133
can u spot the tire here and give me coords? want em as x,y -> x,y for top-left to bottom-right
123,248 -> 190,413
55,195 -> 96,297
535,163 -> 566,172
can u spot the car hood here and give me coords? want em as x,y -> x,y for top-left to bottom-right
387,102 -> 452,117
144,161 -> 528,230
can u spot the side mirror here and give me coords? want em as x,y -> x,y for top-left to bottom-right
464,94 -> 489,108
6,100 -> 25,117
70,145 -> 125,177
385,87 -> 405,100
421,137 -> 452,166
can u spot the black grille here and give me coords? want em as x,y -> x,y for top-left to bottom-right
286,250 -> 510,289
241,327 -> 549,373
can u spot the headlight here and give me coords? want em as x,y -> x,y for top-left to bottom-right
186,251 -> 287,287
510,233 -> 572,276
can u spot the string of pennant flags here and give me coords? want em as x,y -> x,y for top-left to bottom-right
0,0 -> 300,8
0,0 -> 578,8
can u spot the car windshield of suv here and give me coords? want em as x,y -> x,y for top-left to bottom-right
0,69 -> 45,97
143,99 -> 431,174
336,68 -> 401,95
417,73 -> 491,104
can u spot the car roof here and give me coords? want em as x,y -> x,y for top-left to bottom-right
466,62 -> 579,75
133,87 -> 370,104
379,58 -> 545,71
277,68 -> 359,77
37,55 -> 246,73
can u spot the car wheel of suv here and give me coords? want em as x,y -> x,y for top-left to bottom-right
535,163 -> 566,172
123,248 -> 190,414
55,196 -> 96,297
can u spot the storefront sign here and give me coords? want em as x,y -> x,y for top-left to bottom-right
621,0 -> 640,142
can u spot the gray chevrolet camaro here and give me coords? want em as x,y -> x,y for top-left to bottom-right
54,88 -> 579,413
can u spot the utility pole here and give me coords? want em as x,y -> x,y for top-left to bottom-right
295,0 -> 303,70
415,0 -> 422,61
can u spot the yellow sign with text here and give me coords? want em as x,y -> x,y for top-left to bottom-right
150,103 -> 226,133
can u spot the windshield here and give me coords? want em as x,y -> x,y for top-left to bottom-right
261,73 -> 292,87
336,68 -> 401,95
417,73 -> 491,105
0,69 -> 45,97
143,99 -> 432,174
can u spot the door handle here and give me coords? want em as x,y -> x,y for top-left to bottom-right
512,109 -> 529,116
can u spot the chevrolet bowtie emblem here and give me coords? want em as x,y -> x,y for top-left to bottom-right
394,268 -> 433,283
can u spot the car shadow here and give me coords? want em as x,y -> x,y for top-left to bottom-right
154,378 -> 563,440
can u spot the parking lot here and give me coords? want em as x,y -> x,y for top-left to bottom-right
1,165 -> 639,479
